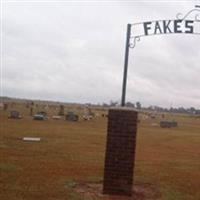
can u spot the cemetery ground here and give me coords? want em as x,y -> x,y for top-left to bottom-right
0,104 -> 200,200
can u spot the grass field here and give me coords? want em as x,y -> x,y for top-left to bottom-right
0,103 -> 200,200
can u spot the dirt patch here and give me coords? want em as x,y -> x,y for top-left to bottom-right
72,182 -> 162,200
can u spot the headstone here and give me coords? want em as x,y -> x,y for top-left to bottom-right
58,105 -> 65,116
160,120 -> 178,128
103,108 -> 138,196
83,106 -> 94,120
26,101 -> 30,108
9,111 -> 22,119
23,137 -> 41,142
102,114 -> 108,117
30,107 -> 33,116
33,114 -> 45,120
33,112 -> 47,120
37,111 -> 47,116
45,104 -> 49,110
52,115 -> 62,120
3,103 -> 8,110
0,102 -> 3,109
65,112 -> 79,121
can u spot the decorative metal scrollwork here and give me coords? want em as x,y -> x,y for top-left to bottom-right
128,5 -> 200,49
176,8 -> 200,21
129,36 -> 141,48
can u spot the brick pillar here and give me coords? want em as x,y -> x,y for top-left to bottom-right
103,108 -> 138,196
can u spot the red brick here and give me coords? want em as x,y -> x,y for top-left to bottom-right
103,108 -> 138,196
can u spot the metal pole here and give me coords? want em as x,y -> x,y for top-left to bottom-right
121,24 -> 131,107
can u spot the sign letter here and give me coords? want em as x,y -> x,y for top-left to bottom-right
154,21 -> 163,34
174,20 -> 182,33
163,20 -> 172,33
185,20 -> 194,33
143,22 -> 152,35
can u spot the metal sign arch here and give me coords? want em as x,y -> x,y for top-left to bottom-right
121,5 -> 200,106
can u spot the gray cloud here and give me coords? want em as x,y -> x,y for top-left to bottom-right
1,1 -> 200,108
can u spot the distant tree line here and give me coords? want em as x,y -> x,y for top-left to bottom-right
102,101 -> 142,110
142,105 -> 200,115
102,100 -> 200,115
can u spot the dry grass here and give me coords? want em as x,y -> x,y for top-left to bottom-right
0,103 -> 200,200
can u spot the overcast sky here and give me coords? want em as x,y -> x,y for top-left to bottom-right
1,0 -> 200,108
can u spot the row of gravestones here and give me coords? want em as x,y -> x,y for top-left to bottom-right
5,104 -> 106,122
4,103 -> 177,127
